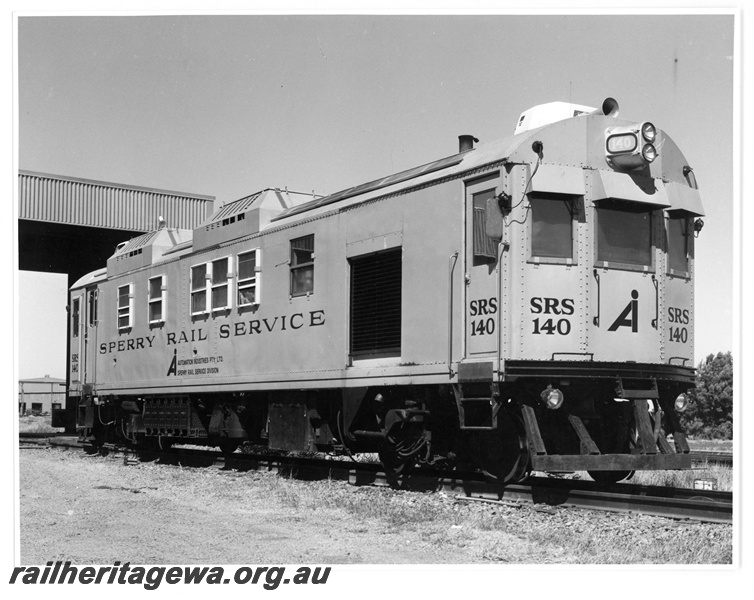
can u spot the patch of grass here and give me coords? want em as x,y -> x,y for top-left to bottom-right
686,439 -> 733,453
269,474 -> 451,528
628,464 -> 732,492
245,469 -> 731,563
524,518 -> 731,564
19,415 -> 63,435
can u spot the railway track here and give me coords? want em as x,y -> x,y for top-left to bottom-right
21,435 -> 733,524
690,450 -> 733,466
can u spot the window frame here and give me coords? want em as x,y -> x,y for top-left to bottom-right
191,257 -> 233,316
88,289 -> 98,327
290,234 -> 315,297
666,214 -> 692,278
148,274 -> 167,324
190,263 -> 209,316
527,192 -> 579,265
594,199 -> 656,273
117,283 -> 134,330
210,256 -> 232,312
71,297 -> 80,338
471,188 -> 499,263
237,249 -> 261,307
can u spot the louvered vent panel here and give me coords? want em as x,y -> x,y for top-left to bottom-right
350,249 -> 402,356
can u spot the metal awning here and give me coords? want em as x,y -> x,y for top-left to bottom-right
664,181 -> 705,216
591,170 -> 671,208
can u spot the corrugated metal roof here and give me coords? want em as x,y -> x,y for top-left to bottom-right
19,376 -> 66,384
192,188 -> 321,250
18,170 -> 215,232
113,231 -> 161,255
106,227 -> 193,278
211,191 -> 263,221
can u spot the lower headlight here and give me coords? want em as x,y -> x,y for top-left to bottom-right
674,393 -> 689,412
544,388 -> 564,410
642,143 -> 657,163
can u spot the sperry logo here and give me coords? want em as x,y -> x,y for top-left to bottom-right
608,290 -> 639,333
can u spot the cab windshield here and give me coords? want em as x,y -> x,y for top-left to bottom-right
596,200 -> 652,267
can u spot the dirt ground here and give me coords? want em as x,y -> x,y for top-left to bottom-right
17,446 -> 733,565
18,447 -> 456,564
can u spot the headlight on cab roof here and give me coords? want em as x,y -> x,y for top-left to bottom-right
605,122 -> 659,170
641,121 -> 656,142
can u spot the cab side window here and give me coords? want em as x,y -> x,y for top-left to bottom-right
596,200 -> 653,268
472,189 -> 498,263
530,193 -> 575,262
667,216 -> 691,275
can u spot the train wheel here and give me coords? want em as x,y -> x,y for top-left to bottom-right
474,410 -> 530,483
219,440 -> 240,455
378,421 -> 427,485
157,437 -> 173,450
587,470 -> 634,484
378,448 -> 413,476
91,427 -> 107,448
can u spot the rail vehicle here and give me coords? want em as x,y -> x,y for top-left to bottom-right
65,97 -> 705,484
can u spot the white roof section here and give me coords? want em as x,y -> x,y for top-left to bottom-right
514,101 -> 598,135
70,267 -> 107,290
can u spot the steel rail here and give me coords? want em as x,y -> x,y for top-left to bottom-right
689,451 -> 733,466
25,437 -> 732,524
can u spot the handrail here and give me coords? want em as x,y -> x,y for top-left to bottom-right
592,269 -> 601,326
448,251 -> 459,377
496,240 -> 507,381
651,274 -> 659,329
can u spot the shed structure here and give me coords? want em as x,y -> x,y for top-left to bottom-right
18,170 -> 215,282
18,170 -> 215,430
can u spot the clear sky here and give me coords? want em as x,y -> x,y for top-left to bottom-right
13,10 -> 737,380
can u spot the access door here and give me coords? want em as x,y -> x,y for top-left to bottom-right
69,290 -> 84,388
69,286 -> 99,389
588,200 -> 661,362
464,173 -> 502,358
